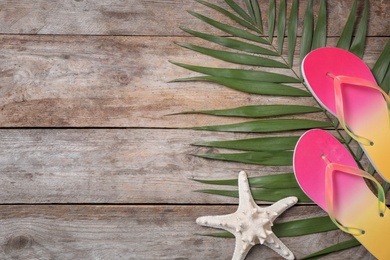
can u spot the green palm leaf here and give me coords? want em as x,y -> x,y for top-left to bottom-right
225,0 -> 254,24
287,0 -> 298,66
312,0 -> 327,49
179,27 -> 273,54
350,0 -> 369,58
194,150 -> 293,166
273,216 -> 337,237
188,11 -> 269,45
277,0 -> 286,54
249,0 -> 262,29
193,136 -> 299,152
171,76 -> 309,96
172,0 -> 382,257
336,0 -> 357,50
372,39 -> 390,89
301,239 -> 360,259
195,0 -> 262,33
178,105 -> 322,118
175,42 -> 288,68
380,66 -> 390,94
170,62 -> 299,82
268,0 -> 276,43
299,0 -> 314,65
191,119 -> 332,133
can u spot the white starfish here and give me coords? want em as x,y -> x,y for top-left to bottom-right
196,171 -> 297,260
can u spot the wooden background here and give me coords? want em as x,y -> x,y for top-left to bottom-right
0,0 -> 388,259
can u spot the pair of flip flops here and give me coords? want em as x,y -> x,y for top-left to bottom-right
294,48 -> 390,259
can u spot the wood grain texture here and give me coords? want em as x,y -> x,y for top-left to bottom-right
0,205 -> 375,260
0,129 -> 381,205
0,35 -> 387,127
0,0 -> 388,259
0,128 -> 299,204
0,0 -> 388,36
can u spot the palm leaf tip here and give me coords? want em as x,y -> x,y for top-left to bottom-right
191,119 -> 332,133
277,0 -> 286,54
182,105 -> 322,118
287,0 -> 298,67
188,10 -> 269,45
175,42 -> 288,68
301,239 -> 360,260
350,0 -> 369,58
192,136 -> 300,152
312,0 -> 327,49
299,0 -> 314,66
170,62 -> 300,83
372,39 -> 390,88
194,150 -> 293,166
336,0 -> 358,50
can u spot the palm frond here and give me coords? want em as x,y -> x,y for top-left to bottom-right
188,10 -> 269,44
277,0 -> 286,54
193,136 -> 300,153
372,39 -> 390,92
171,76 -> 309,96
191,119 -> 332,133
336,0 -> 357,49
301,239 -> 360,259
175,42 -> 288,68
194,150 -> 294,166
171,0 -> 388,258
225,0 -> 256,25
268,0 -> 275,42
171,61 -> 298,82
312,0 -> 327,49
178,105 -> 322,118
195,0 -> 262,33
179,27 -> 271,54
247,0 -> 263,29
287,0 -> 298,67
350,0 -> 369,57
299,0 -> 314,67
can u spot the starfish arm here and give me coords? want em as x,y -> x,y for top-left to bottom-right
263,233 -> 295,260
237,171 -> 257,212
266,196 -> 298,222
196,213 -> 238,233
232,235 -> 253,260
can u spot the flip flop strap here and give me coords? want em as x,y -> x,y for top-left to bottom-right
323,156 -> 386,236
330,74 -> 390,146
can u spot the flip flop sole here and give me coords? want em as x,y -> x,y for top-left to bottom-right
293,129 -> 390,259
302,47 -> 390,181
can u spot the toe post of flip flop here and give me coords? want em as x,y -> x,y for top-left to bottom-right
302,47 -> 390,182
293,129 -> 390,259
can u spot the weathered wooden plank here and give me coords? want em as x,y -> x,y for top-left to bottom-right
0,205 -> 375,259
0,129 -> 379,204
0,35 -> 387,127
0,0 -> 388,36
0,128 -> 295,204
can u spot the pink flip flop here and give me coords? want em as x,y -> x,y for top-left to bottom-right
302,47 -> 390,181
293,129 -> 390,259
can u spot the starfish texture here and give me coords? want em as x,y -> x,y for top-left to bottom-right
196,171 -> 297,260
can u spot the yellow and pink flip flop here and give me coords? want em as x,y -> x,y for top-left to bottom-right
294,129 -> 390,259
302,47 -> 390,181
